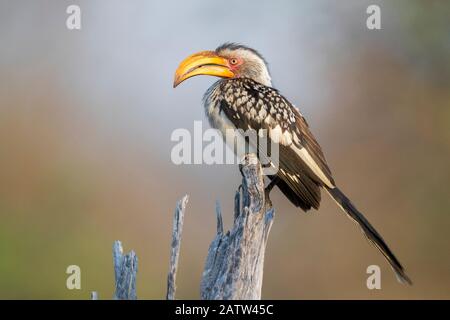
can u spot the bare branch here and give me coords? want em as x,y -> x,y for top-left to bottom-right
166,195 -> 189,300
113,240 -> 138,300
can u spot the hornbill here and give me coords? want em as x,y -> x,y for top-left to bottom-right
173,43 -> 411,284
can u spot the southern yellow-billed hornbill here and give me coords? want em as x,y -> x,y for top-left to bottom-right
173,43 -> 411,284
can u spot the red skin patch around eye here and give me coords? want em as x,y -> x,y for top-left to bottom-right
228,58 -> 243,74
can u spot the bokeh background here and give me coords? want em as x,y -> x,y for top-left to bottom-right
0,0 -> 449,299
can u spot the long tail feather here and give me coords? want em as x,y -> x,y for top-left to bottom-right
326,187 -> 412,285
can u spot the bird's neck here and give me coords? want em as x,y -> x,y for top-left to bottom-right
251,70 -> 272,87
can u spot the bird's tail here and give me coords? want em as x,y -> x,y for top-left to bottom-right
326,186 -> 412,285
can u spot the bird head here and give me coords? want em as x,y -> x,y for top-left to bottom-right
173,43 -> 272,88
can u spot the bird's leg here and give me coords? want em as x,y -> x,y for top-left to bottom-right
264,176 -> 279,209
265,176 -> 279,193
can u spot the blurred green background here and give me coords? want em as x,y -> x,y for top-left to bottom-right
0,0 -> 449,299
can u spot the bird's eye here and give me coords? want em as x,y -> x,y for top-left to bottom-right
230,58 -> 239,65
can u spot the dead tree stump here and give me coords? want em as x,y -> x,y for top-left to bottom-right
94,154 -> 273,300
200,153 -> 275,300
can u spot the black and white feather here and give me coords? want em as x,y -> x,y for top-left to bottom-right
201,43 -> 412,284
204,78 -> 334,211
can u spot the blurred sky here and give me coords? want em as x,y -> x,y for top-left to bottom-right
0,0 -> 449,299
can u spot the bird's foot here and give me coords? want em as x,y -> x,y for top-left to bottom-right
264,176 -> 279,209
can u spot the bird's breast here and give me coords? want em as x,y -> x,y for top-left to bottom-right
203,83 -> 257,159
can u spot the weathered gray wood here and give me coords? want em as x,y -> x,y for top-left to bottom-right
200,154 -> 275,300
113,240 -> 138,300
166,195 -> 189,300
92,155 -> 273,300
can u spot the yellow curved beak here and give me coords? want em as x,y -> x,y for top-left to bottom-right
173,51 -> 235,88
